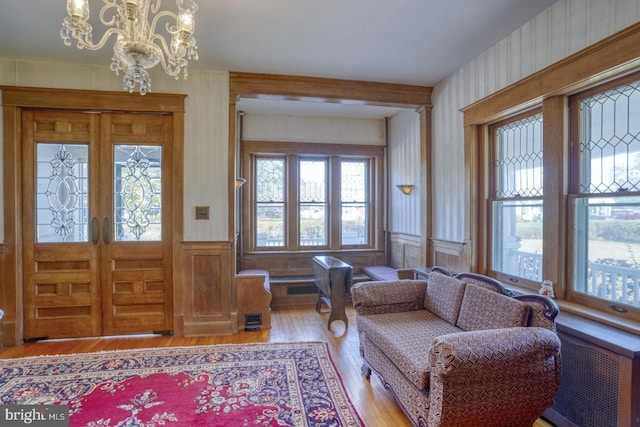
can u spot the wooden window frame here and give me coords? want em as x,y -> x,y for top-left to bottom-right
566,72 -> 640,321
462,23 -> 640,332
487,108 -> 544,290
240,140 -> 384,254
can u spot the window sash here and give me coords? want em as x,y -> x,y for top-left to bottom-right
568,74 -> 640,314
488,110 -> 544,284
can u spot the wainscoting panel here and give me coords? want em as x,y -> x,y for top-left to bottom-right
389,233 -> 422,269
240,250 -> 385,277
177,241 -> 235,336
429,238 -> 469,273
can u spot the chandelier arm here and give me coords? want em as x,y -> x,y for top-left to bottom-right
148,10 -> 177,37
76,27 -> 122,51
150,34 -> 178,76
98,0 -> 120,27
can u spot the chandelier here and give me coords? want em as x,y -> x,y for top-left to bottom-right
61,0 -> 198,95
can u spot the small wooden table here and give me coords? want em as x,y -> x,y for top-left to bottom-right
312,256 -> 353,330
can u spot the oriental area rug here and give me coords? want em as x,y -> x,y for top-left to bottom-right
0,342 -> 364,427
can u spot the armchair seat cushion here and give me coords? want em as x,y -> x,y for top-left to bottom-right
358,309 -> 461,391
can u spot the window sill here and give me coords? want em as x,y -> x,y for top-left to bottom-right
507,284 -> 640,337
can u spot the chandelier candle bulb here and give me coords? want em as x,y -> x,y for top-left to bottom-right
68,0 -> 88,18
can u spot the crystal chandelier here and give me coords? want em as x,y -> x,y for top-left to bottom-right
61,0 -> 198,95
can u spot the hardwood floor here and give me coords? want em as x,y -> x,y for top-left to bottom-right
0,304 -> 553,427
0,304 -> 412,426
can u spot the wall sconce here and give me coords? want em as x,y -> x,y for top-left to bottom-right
235,178 -> 246,189
396,184 -> 415,195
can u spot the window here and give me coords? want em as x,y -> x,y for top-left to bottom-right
569,75 -> 640,313
341,160 -> 369,246
489,111 -> 544,285
299,159 -> 327,247
244,141 -> 382,252
255,157 -> 285,247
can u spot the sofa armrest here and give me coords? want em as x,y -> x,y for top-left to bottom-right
428,327 -> 561,426
351,280 -> 427,315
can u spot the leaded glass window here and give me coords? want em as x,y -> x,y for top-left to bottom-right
114,145 -> 162,242
36,143 -> 89,243
572,78 -> 640,309
490,112 -> 543,282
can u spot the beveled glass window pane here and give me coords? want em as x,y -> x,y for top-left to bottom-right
579,79 -> 640,194
36,143 -> 89,243
341,160 -> 368,245
114,145 -> 162,242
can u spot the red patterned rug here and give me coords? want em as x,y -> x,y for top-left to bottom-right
0,342 -> 363,426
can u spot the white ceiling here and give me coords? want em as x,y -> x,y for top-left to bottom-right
0,0 -> 557,118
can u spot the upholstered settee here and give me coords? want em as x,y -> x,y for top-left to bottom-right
351,269 -> 561,427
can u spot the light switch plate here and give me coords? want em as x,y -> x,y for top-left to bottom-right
195,206 -> 209,220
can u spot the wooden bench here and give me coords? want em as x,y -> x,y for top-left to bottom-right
237,269 -> 272,330
362,265 -> 414,281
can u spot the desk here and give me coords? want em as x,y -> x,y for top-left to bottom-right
312,256 -> 352,330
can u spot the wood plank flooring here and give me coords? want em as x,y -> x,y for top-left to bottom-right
0,304 -> 552,427
0,305 -> 411,426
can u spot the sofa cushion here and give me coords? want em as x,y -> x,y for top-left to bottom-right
358,310 -> 461,391
423,272 -> 467,325
456,283 -> 530,331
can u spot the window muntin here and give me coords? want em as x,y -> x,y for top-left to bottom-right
255,157 -> 285,247
490,112 -> 543,284
299,159 -> 327,247
571,77 -> 640,311
341,160 -> 368,246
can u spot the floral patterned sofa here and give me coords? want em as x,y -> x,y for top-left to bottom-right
351,269 -> 561,427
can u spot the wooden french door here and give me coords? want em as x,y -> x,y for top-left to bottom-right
22,109 -> 174,340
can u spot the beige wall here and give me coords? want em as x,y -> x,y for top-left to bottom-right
0,62 -> 229,242
242,113 -> 386,145
3,0 -> 640,248
432,0 -> 640,243
388,109 -> 421,236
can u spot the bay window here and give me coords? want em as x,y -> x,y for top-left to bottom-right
243,141 -> 382,252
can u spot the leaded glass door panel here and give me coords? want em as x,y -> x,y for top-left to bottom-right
100,113 -> 173,336
22,110 -> 102,339
22,110 -> 173,340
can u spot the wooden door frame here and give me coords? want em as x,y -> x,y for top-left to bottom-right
1,86 -> 186,346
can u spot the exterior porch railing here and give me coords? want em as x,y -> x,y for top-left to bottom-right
515,250 -> 640,307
